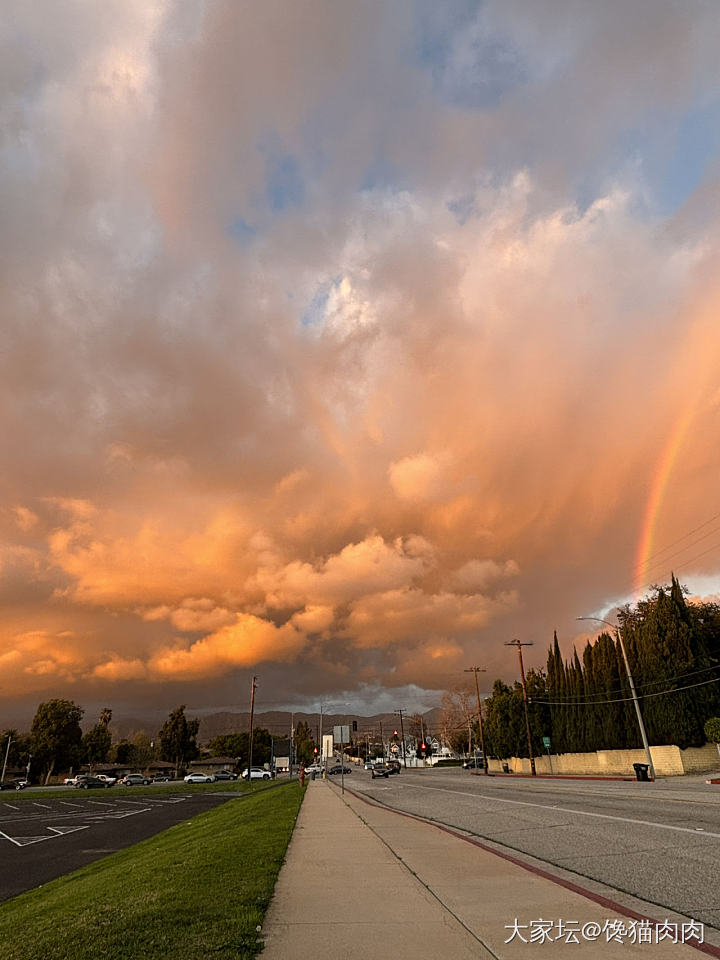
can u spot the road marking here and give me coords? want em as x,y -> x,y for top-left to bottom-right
86,800 -> 114,806
388,782 -> 720,841
32,803 -> 51,809
3,804 -> 19,812
58,801 -> 83,808
0,825 -> 89,846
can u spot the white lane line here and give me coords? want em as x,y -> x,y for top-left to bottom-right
390,782 -> 720,841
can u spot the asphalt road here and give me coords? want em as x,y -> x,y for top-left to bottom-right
349,768 -> 720,931
0,791 -> 236,902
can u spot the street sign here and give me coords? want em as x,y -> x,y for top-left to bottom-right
333,725 -> 350,743
542,736 -> 551,749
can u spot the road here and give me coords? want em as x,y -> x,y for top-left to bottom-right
348,768 -> 720,931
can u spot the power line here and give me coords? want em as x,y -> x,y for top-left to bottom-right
642,511 -> 720,565
531,674 -> 720,707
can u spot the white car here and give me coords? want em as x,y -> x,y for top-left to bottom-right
95,774 -> 118,785
183,773 -> 214,783
242,767 -> 272,780
303,764 -> 323,776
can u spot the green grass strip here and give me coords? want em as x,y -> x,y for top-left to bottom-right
0,782 -> 304,960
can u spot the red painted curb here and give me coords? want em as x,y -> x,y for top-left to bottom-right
479,772 -> 647,782
336,784 -> 719,958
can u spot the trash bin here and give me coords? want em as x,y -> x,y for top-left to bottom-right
502,762 -> 510,774
633,763 -> 649,781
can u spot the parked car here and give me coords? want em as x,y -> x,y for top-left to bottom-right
371,764 -> 390,779
303,764 -> 323,776
242,767 -> 271,780
183,773 -> 214,784
151,773 -> 173,782
328,765 -> 351,775
211,770 -> 237,781
64,775 -> 83,785
76,776 -> 111,789
95,774 -> 118,785
121,773 -> 151,786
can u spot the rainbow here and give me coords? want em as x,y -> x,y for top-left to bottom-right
633,404 -> 695,598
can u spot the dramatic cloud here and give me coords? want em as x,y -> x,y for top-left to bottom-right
2,1 -> 720,719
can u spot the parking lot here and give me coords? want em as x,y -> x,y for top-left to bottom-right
0,792 -> 235,902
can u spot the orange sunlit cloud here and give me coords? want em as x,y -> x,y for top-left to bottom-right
3,1 -> 720,720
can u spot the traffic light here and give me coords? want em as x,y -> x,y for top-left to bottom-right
393,729 -> 398,736
313,747 -> 318,755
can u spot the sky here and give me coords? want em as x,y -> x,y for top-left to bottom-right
3,0 -> 720,727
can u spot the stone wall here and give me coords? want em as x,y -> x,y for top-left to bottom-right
487,742 -> 720,777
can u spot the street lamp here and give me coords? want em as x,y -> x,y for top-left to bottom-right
505,640 -> 536,775
577,616 -> 656,781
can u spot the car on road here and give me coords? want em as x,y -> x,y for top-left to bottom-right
95,774 -> 118,785
184,773 -> 214,784
76,776 -> 111,789
211,770 -> 237,781
371,764 -> 390,778
303,764 -> 323,776
121,773 -> 151,786
64,775 -> 83,785
151,773 -> 173,782
0,780 -> 26,791
386,760 -> 401,774
462,757 -> 485,770
328,765 -> 351,775
242,767 -> 272,780
363,761 -> 375,770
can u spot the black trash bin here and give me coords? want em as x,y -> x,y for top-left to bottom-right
633,763 -> 649,781
502,762 -> 510,774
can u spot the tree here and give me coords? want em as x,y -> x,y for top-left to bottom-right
704,718 -> 720,761
30,699 -> 84,783
293,721 -> 316,767
82,707 -> 113,768
158,705 -> 200,774
440,687 -> 475,755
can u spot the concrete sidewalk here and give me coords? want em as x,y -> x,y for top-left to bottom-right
260,780 -> 712,959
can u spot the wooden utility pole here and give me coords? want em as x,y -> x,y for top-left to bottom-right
464,667 -> 488,774
248,675 -> 258,774
505,640 -> 536,776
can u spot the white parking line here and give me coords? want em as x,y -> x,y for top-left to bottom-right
3,803 -> 20,811
390,782 -> 720,841
32,802 -> 51,809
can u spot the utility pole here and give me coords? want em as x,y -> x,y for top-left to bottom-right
395,709 -> 407,768
248,675 -> 258,775
505,640 -> 536,775
1,735 -> 12,783
379,720 -> 384,760
578,616 -> 656,781
465,667 -> 489,774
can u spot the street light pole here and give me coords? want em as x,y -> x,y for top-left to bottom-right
505,640 -> 536,775
1,735 -> 12,783
577,616 -> 656,780
464,667 -> 488,774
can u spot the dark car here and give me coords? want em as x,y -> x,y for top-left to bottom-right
212,770 -> 237,781
0,780 -> 25,791
386,760 -> 401,774
371,764 -> 390,779
76,776 -> 111,789
328,765 -> 351,775
462,757 -> 486,770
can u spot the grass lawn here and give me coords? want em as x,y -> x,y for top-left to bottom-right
0,782 -> 304,960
